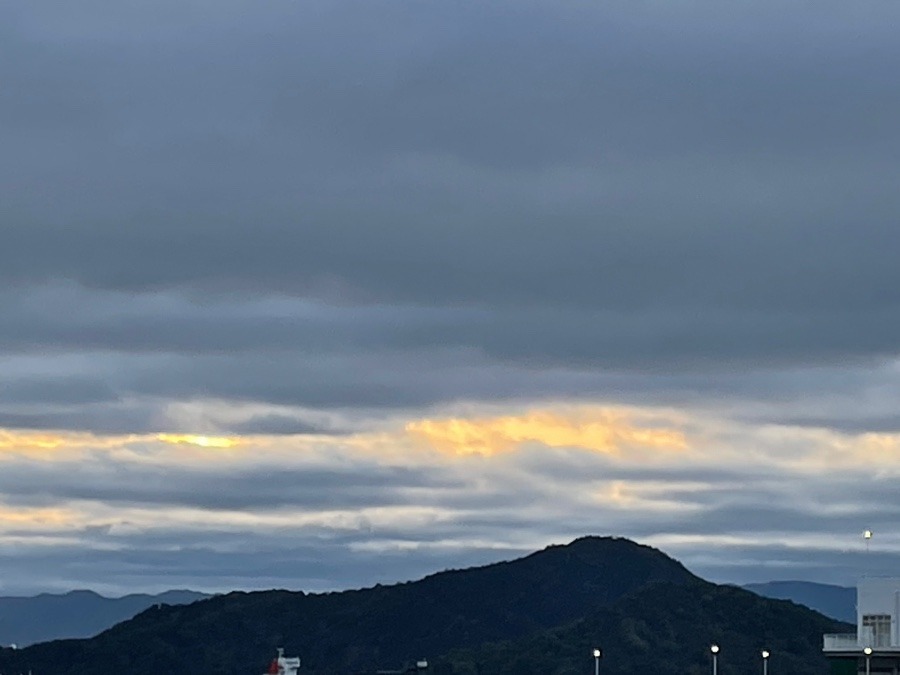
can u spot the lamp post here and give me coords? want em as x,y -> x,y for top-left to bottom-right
592,648 -> 602,675
761,650 -> 769,675
710,644 -> 719,675
864,646 -> 872,675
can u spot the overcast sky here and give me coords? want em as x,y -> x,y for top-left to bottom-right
2,0 -> 900,596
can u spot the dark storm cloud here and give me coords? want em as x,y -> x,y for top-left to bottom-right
6,284 -> 900,368
3,284 -> 900,429
2,0 -> 900,326
2,0 -> 900,407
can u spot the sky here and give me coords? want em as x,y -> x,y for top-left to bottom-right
2,0 -> 900,596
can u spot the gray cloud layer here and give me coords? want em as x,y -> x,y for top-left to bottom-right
3,0 -> 900,593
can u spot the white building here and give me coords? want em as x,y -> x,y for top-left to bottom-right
824,578 -> 900,674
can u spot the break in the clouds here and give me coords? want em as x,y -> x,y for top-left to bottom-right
3,0 -> 900,594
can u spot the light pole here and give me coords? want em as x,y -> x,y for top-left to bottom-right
761,650 -> 769,675
710,644 -> 719,675
864,646 -> 872,675
592,648 -> 602,675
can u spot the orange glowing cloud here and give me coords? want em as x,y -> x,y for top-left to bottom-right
0,430 -> 67,451
155,434 -> 242,449
0,506 -> 76,528
0,429 -> 248,463
405,408 -> 687,457
0,430 -> 120,460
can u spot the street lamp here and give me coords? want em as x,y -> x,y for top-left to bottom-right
710,644 -> 719,675
864,646 -> 872,675
592,648 -> 602,675
761,650 -> 769,675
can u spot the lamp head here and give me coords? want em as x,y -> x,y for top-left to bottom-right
710,645 -> 719,654
593,649 -> 602,658
761,650 -> 769,659
864,647 -> 873,656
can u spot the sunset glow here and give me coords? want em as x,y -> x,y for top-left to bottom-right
405,409 -> 687,456
156,434 -> 242,449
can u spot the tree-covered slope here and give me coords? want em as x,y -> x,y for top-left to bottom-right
437,579 -> 851,675
0,537 -> 696,675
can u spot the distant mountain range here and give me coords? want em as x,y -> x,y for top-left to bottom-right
0,589 -> 209,647
0,537 -> 850,675
744,581 -> 855,623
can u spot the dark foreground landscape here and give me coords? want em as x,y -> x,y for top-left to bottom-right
0,537 -> 847,675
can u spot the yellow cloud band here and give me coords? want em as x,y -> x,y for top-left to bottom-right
405,408 -> 687,456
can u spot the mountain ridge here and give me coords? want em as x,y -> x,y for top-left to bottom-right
0,537 -> 849,675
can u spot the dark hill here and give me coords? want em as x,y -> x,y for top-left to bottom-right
438,580 -> 850,675
0,537 -> 695,674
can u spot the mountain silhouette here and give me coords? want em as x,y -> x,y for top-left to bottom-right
0,537 -> 848,675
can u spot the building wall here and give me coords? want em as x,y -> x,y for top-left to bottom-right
858,579 -> 900,647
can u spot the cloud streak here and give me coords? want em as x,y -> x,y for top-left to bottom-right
1,404 -> 899,592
